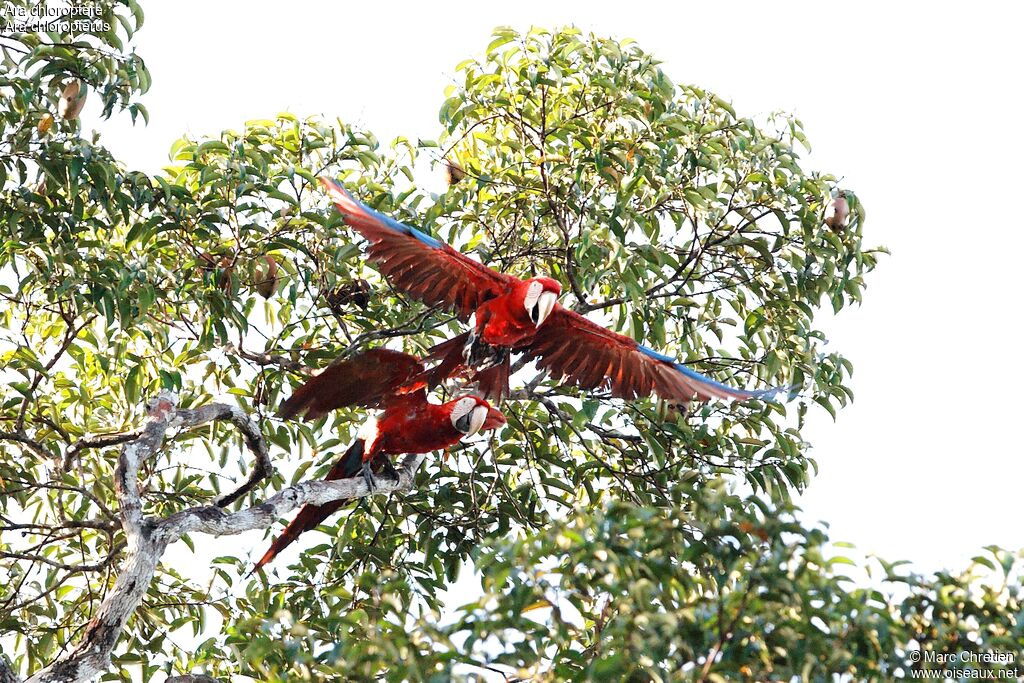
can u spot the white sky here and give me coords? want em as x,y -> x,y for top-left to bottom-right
93,1 -> 1024,577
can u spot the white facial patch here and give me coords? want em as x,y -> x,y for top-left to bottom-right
450,397 -> 490,436
523,280 -> 543,310
449,396 -> 477,430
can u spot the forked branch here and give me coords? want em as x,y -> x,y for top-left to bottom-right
19,392 -> 423,683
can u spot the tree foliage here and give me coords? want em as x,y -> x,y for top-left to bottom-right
1,10 -> 1020,683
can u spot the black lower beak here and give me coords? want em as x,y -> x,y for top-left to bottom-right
455,413 -> 472,434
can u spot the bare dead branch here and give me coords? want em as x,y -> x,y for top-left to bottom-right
20,392 -> 425,683
61,430 -> 144,472
174,403 -> 272,508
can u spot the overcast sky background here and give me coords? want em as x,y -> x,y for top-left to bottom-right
92,1 -> 1024,578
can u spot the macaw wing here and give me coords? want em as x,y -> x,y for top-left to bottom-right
321,178 -> 516,320
279,348 -> 425,420
518,305 -> 790,403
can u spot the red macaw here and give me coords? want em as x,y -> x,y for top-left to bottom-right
321,178 -> 791,404
252,348 -> 505,573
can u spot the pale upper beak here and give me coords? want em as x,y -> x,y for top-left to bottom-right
455,405 -> 506,436
456,405 -> 487,436
530,291 -> 557,327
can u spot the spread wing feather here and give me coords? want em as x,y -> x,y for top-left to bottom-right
279,348 -> 425,420
320,177 -> 515,320
519,306 -> 790,403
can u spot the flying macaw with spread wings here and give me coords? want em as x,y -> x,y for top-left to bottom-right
321,177 -> 792,404
252,348 -> 505,573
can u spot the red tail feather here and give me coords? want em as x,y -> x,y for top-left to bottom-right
250,440 -> 365,574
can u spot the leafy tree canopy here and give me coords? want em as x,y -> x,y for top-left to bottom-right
1,8 -> 1020,682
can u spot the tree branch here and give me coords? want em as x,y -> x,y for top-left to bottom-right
223,343 -> 305,372
0,657 -> 18,683
174,403 -> 272,508
0,542 -> 124,574
164,452 -> 425,540
61,430 -> 144,473
20,393 -> 424,683
0,431 -> 53,461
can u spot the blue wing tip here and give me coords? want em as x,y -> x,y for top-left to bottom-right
737,383 -> 802,402
638,343 -> 799,403
637,343 -> 675,363
408,225 -> 444,250
324,177 -> 444,250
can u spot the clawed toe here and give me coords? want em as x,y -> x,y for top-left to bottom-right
360,462 -> 377,493
361,460 -> 400,493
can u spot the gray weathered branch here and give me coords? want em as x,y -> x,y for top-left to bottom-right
164,453 -> 424,541
62,429 -> 144,472
0,657 -> 18,683
175,402 -> 273,508
20,392 -> 422,683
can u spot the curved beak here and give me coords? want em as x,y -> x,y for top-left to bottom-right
482,405 -> 507,431
530,291 -> 557,327
456,405 -> 488,437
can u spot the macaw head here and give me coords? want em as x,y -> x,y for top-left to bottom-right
447,395 -> 507,436
520,277 -> 561,327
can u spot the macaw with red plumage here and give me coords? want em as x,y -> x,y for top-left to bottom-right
252,348 -> 505,573
320,178 -> 794,405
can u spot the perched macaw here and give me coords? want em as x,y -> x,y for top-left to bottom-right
252,348 -> 505,573
321,177 -> 792,404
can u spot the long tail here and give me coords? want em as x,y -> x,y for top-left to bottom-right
250,439 -> 365,574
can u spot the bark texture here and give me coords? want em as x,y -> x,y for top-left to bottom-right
17,392 -> 424,683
